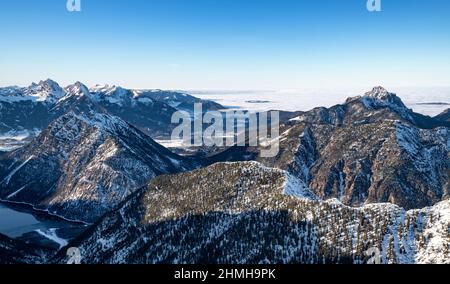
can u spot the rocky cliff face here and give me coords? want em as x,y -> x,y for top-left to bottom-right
214,87 -> 449,210
52,162 -> 449,264
284,120 -> 449,210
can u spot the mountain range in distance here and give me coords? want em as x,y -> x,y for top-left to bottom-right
0,79 -> 225,143
0,80 -> 449,264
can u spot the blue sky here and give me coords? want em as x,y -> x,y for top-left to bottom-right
1,0 -> 450,90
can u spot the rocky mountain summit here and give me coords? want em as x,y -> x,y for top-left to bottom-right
0,103 -> 193,223
284,87 -> 449,129
212,87 -> 449,210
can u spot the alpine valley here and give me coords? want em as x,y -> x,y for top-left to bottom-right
0,81 -> 448,264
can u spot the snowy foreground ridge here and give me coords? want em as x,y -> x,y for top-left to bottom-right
52,162 -> 449,264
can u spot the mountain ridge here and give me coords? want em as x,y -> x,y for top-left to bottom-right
0,79 -> 226,139
207,87 -> 450,210
51,161 -> 450,264
0,101 -> 194,222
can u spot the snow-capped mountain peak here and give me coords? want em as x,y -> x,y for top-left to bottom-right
25,79 -> 65,103
64,82 -> 90,97
340,86 -> 415,123
70,110 -> 132,135
90,84 -> 126,96
364,86 -> 390,99
90,86 -> 156,100
361,86 -> 408,109
37,79 -> 60,89
0,108 -> 193,223
89,84 -> 138,106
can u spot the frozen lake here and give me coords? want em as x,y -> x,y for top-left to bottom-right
0,202 -> 86,249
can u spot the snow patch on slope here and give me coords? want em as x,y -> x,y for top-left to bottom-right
6,184 -> 27,199
414,201 -> 450,264
35,228 -> 68,249
283,173 -> 318,201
